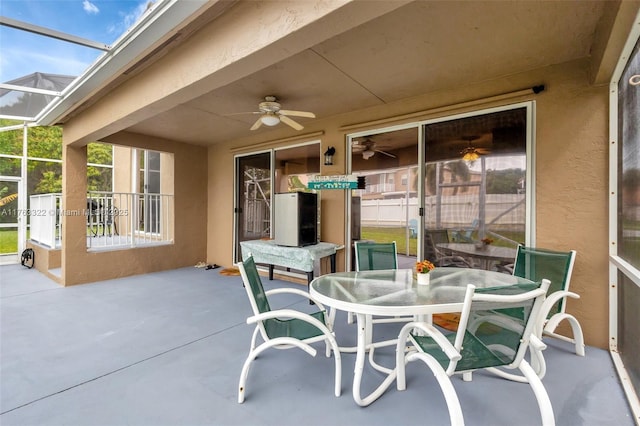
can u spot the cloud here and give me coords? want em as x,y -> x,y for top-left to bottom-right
83,0 -> 100,15
123,2 -> 152,30
108,1 -> 152,37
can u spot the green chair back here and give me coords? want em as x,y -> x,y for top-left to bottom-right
512,246 -> 576,317
412,281 -> 546,372
456,282 -> 541,371
240,255 -> 325,340
354,241 -> 397,271
241,256 -> 271,314
424,229 -> 450,264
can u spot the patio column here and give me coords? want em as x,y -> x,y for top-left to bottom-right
61,144 -> 88,286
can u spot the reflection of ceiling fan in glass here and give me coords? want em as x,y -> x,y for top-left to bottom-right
460,135 -> 490,162
352,138 -> 397,160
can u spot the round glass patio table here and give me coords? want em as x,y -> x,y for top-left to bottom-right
310,267 -> 534,407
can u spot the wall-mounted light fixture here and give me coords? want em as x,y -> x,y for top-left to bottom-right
324,146 -> 336,165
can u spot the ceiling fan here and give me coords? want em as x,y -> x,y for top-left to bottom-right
234,96 -> 316,131
352,138 -> 397,160
460,135 -> 490,162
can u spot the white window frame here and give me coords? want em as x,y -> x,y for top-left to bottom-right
608,9 -> 640,419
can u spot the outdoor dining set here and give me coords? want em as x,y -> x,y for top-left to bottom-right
236,240 -> 582,426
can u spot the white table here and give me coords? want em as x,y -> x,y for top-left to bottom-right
240,239 -> 342,284
438,243 -> 516,270
310,267 -> 534,406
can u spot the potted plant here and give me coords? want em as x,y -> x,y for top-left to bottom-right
475,237 -> 494,250
415,259 -> 435,285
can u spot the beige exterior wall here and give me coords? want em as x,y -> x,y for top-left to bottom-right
113,146 -> 132,194
207,58 -> 610,348
26,242 -> 61,283
61,133 -> 207,286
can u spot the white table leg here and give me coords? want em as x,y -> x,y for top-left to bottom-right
352,313 -> 397,407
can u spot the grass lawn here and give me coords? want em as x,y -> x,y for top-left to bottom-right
362,226 -> 418,256
0,229 -> 18,255
361,226 -> 525,257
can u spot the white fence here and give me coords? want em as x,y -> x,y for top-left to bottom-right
361,194 -> 525,229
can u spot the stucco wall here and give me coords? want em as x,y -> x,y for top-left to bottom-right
61,133 -> 207,286
207,58 -> 610,348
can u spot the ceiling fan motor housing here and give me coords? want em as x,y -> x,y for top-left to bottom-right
259,96 -> 281,113
259,101 -> 281,113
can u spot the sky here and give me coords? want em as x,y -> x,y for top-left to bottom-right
1,0 -> 152,83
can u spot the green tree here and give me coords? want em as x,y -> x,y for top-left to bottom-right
27,126 -> 63,159
425,160 -> 471,195
0,119 -> 23,156
0,123 -> 113,194
486,168 -> 525,194
88,143 -> 113,191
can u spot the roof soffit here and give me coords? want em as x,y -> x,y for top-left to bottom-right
62,0 -> 626,148
60,0 -> 409,146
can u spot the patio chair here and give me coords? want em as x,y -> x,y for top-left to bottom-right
448,247 -> 581,384
450,218 -> 479,243
424,229 -> 474,268
236,255 -> 342,403
349,241 -> 404,324
408,219 -> 418,238
511,246 -> 583,372
354,241 -> 398,271
396,279 -> 553,426
86,198 -> 99,237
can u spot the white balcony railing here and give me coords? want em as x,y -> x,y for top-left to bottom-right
29,192 -> 174,250
86,191 -> 174,250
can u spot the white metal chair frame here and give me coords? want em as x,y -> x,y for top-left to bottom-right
237,255 -> 342,403
395,280 -> 554,426
510,247 -> 583,381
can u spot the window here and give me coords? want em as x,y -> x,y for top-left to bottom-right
619,41 -> 640,269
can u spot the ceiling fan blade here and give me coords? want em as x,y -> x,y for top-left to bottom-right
279,109 -> 315,118
376,149 -> 396,158
225,111 -> 261,116
280,115 -> 304,130
250,117 -> 263,130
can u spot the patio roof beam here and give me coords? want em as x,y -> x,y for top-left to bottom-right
36,0 -> 213,127
0,83 -> 61,96
0,16 -> 110,51
0,114 -> 36,122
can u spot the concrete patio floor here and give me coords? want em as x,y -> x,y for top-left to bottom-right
0,263 -> 635,426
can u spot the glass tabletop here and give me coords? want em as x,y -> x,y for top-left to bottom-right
310,267 -> 533,316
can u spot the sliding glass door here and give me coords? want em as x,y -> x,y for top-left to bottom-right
234,142 -> 321,264
423,105 -> 529,260
348,102 -> 532,271
234,152 -> 272,263
349,127 -> 419,269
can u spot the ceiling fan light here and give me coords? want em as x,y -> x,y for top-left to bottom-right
462,151 -> 480,162
362,149 -> 375,160
260,113 -> 280,126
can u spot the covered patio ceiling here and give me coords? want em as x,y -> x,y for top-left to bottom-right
40,0 -> 636,149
